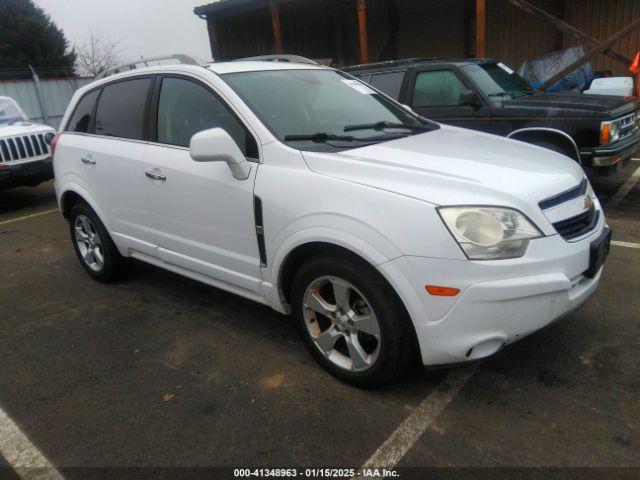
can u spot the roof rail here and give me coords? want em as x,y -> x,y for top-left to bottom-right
233,54 -> 319,65
342,57 -> 442,71
95,54 -> 206,79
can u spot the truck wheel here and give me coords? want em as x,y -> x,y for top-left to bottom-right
291,252 -> 415,388
69,202 -> 131,282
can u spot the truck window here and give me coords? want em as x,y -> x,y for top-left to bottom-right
369,71 -> 404,99
412,70 -> 467,107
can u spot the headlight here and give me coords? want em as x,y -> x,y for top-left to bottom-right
601,119 -> 621,144
438,206 -> 543,260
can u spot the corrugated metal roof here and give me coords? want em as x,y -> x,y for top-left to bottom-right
194,0 -> 265,17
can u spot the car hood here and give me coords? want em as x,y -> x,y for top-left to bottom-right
301,125 -> 585,216
0,122 -> 54,138
500,92 -> 639,118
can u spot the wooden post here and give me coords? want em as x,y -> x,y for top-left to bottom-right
357,0 -> 369,64
270,0 -> 283,54
476,0 -> 485,58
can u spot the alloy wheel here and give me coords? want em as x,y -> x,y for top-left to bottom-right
74,214 -> 104,272
302,276 -> 381,372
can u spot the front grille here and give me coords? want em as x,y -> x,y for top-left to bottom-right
539,178 -> 587,210
617,111 -> 639,141
0,134 -> 50,163
553,207 -> 600,240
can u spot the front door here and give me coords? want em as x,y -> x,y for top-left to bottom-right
143,75 -> 262,294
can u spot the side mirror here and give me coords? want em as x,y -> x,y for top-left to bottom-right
44,131 -> 56,145
458,90 -> 481,109
189,127 -> 251,180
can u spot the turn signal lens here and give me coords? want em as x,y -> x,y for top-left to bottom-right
601,123 -> 610,144
426,285 -> 460,296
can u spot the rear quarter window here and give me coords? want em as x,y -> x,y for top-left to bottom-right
94,78 -> 152,140
66,89 -> 100,133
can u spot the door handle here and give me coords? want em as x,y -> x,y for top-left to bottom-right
145,170 -> 166,181
81,155 -> 96,165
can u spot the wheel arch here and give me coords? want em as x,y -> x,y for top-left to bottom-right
278,241 -> 380,305
507,127 -> 581,163
275,240 -> 422,362
59,185 -> 111,231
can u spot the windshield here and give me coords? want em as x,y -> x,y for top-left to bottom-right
222,69 -> 437,151
0,97 -> 28,125
463,63 -> 534,99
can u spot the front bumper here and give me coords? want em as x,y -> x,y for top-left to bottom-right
0,157 -> 53,190
382,221 -> 607,366
579,128 -> 640,173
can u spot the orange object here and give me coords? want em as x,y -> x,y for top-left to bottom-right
601,123 -> 610,144
631,52 -> 640,96
630,52 -> 640,74
426,285 -> 460,296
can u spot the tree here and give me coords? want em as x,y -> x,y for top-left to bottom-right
0,0 -> 76,78
74,32 -> 122,77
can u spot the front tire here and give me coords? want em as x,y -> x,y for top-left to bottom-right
291,252 -> 415,388
69,202 -> 131,282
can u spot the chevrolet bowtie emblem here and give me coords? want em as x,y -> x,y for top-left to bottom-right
584,195 -> 594,210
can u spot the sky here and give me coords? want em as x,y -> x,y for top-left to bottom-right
33,0 -> 214,63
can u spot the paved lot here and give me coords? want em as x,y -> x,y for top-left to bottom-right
1,162 -> 639,479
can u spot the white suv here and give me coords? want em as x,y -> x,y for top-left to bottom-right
53,57 -> 610,387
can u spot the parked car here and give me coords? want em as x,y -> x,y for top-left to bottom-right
344,58 -> 640,176
0,96 -> 55,190
53,56 -> 610,387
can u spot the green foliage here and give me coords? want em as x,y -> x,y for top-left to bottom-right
0,0 -> 76,77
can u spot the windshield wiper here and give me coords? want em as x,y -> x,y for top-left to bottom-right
343,120 -> 432,133
284,133 -> 357,143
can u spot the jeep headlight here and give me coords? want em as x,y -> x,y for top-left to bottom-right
438,206 -> 543,260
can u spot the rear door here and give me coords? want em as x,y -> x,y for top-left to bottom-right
406,67 -> 493,130
85,76 -> 157,257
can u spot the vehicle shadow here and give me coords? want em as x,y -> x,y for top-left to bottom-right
0,180 -> 56,217
120,258 -> 450,399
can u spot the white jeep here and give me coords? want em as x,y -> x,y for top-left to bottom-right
0,96 -> 55,190
52,56 -> 609,387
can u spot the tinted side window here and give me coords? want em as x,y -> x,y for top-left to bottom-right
157,77 -> 251,155
369,71 -> 404,99
66,90 -> 100,133
95,78 -> 151,140
413,70 -> 467,107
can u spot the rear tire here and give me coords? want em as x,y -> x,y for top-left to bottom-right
291,252 -> 415,388
69,202 -> 131,282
